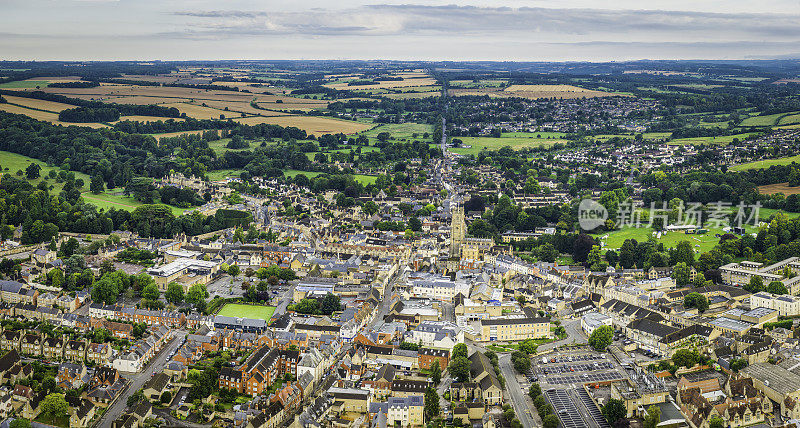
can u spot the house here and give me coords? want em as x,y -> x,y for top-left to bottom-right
418,348 -> 449,370
56,362 -> 88,389
67,396 -> 97,428
143,372 -> 171,402
468,352 -> 502,406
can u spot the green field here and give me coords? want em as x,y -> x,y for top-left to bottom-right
451,136 -> 566,155
0,80 -> 49,89
668,132 -> 760,145
362,123 -> 434,141
740,112 -> 795,127
501,132 -> 567,139
778,113 -> 800,126
207,169 -> 240,180
217,303 -> 276,320
0,150 -> 91,193
730,155 -> 800,172
80,190 -> 188,216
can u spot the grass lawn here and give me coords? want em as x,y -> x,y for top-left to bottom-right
207,169 -> 240,180
0,80 -> 49,89
81,190 -> 189,216
284,169 -> 323,179
0,150 -> 92,193
451,136 -> 565,155
501,131 -> 567,139
778,113 -> 800,126
594,221 -> 766,253
362,122 -> 434,141
730,155 -> 800,171
217,303 -> 276,320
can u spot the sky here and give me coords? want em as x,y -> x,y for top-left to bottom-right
2,0 -> 800,61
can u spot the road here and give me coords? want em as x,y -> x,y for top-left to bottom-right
538,319 -> 586,352
96,331 -> 186,428
499,354 -> 535,428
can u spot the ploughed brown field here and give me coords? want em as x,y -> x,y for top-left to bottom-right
758,183 -> 800,195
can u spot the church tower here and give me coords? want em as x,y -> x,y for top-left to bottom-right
450,203 -> 465,258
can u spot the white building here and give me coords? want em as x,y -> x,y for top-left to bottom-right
582,311 -> 613,336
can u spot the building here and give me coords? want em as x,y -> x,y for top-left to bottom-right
479,316 -> 550,342
751,292 -> 800,317
147,258 -> 220,291
386,396 -> 424,427
581,311 -> 612,336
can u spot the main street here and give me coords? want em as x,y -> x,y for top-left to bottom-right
538,318 -> 586,351
95,331 -> 187,428
499,354 -> 535,428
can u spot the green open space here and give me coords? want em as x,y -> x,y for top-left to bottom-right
668,132 -> 760,145
450,136 -> 565,155
0,80 -> 49,89
740,112 -> 798,127
217,303 -> 276,321
362,122 -> 434,141
0,150 -> 91,193
730,155 -> 800,172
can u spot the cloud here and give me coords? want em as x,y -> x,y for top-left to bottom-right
173,4 -> 800,41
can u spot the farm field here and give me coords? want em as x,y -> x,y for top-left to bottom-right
730,155 -> 800,171
161,102 -> 229,120
0,80 -> 49,89
3,95 -> 77,112
234,115 -> 373,135
324,77 -> 437,91
778,113 -> 800,126
758,182 -> 800,196
740,112 -> 798,127
283,169 -> 323,179
0,103 -> 109,128
150,130 -> 206,139
217,303 -> 276,321
112,115 -> 186,123
206,169 -> 240,181
450,135 -> 566,155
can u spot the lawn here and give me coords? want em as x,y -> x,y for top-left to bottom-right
0,80 -> 49,88
668,132 -> 760,145
0,150 -> 92,193
217,303 -> 276,321
450,136 -> 565,155
80,190 -> 189,216
362,122 -> 434,141
730,155 -> 800,171
207,169 -> 240,180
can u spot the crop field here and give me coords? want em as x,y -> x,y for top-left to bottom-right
160,102 -> 229,120
0,103 -> 109,128
234,115 -> 373,135
198,100 -> 290,116
324,77 -> 437,91
3,95 -> 77,112
113,115 -> 186,123
450,135 -> 566,155
730,155 -> 800,171
758,182 -> 800,196
150,130 -> 206,139
217,303 -> 276,320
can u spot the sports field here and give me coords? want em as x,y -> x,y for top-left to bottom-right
217,303 -> 276,321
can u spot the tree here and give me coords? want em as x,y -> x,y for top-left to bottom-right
672,349 -> 699,368
228,264 -> 240,278
684,292 -> 709,312
452,343 -> 468,360
160,391 -> 173,404
321,293 -> 341,315
430,360 -> 442,385
767,281 -> 788,295
589,325 -> 613,351
672,262 -> 691,286
730,358 -> 748,372
165,282 -> 185,304
601,398 -> 626,425
511,350 -> 531,373
186,284 -> 208,305
60,237 -> 79,258
424,387 -> 439,422
40,393 -> 69,423
643,405 -> 661,428
745,275 -> 764,293
543,415 -> 559,428
25,163 -> 40,180
529,383 -> 541,400
90,174 -> 105,194
448,356 -> 471,382
141,283 -> 160,301
708,416 -> 724,428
